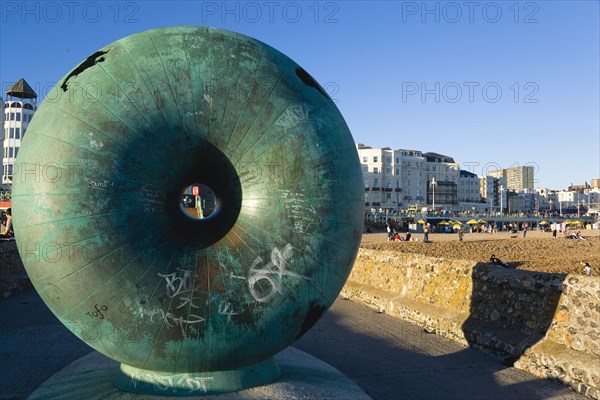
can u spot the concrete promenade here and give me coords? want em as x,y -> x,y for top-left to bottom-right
1,288 -> 584,399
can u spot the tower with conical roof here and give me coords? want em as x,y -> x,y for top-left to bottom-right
3,78 -> 37,184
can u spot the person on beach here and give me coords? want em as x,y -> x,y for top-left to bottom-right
581,261 -> 592,276
423,224 -> 430,242
0,208 -> 13,238
490,254 -> 509,268
458,229 -> 464,241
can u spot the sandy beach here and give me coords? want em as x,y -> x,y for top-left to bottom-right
361,229 -> 600,275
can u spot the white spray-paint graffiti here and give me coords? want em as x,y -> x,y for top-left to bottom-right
131,294 -> 204,339
275,103 -> 329,133
230,244 -> 311,303
126,267 -> 206,338
217,300 -> 238,322
87,132 -> 104,150
157,268 -> 200,308
85,178 -> 114,190
279,189 -> 321,233
129,370 -> 213,393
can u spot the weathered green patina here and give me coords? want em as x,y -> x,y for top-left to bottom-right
12,26 -> 363,395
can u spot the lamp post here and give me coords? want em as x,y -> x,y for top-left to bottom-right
549,199 -> 553,212
559,200 -> 562,216
500,185 -> 504,215
430,177 -> 436,213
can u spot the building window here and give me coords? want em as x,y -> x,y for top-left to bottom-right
9,128 -> 14,138
395,157 -> 399,163
14,148 -> 18,157
8,148 -> 13,158
395,168 -> 399,175
7,165 -> 13,175
373,167 -> 379,173
374,178 -> 379,187
10,113 -> 14,121
396,179 -> 400,188
16,113 -> 21,121
15,128 -> 20,139
386,168 -> 391,175
373,156 -> 378,163
362,156 -> 367,163
386,157 -> 392,164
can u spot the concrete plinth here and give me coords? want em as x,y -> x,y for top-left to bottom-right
28,347 -> 371,399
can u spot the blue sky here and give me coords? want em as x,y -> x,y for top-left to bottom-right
1,0 -> 598,190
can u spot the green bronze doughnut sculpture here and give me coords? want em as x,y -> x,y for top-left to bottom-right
13,26 -> 363,395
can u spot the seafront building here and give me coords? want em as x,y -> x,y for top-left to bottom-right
3,79 -> 37,184
480,175 -> 507,212
355,145 -> 597,216
358,144 -> 484,211
489,166 -> 534,191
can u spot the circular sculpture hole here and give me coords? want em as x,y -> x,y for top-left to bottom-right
180,183 -> 218,220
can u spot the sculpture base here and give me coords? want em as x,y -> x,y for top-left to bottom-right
113,358 -> 280,396
28,347 -> 370,399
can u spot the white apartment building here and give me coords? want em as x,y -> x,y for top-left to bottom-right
398,149 -> 426,208
357,145 -> 464,210
459,170 -> 481,203
480,175 -> 507,212
3,79 -> 37,184
423,152 -> 459,208
357,145 -> 404,209
556,190 -> 589,212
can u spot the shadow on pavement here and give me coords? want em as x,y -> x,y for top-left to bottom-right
294,298 -> 581,400
0,287 -> 581,400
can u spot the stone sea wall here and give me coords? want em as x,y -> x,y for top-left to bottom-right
341,249 -> 600,399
